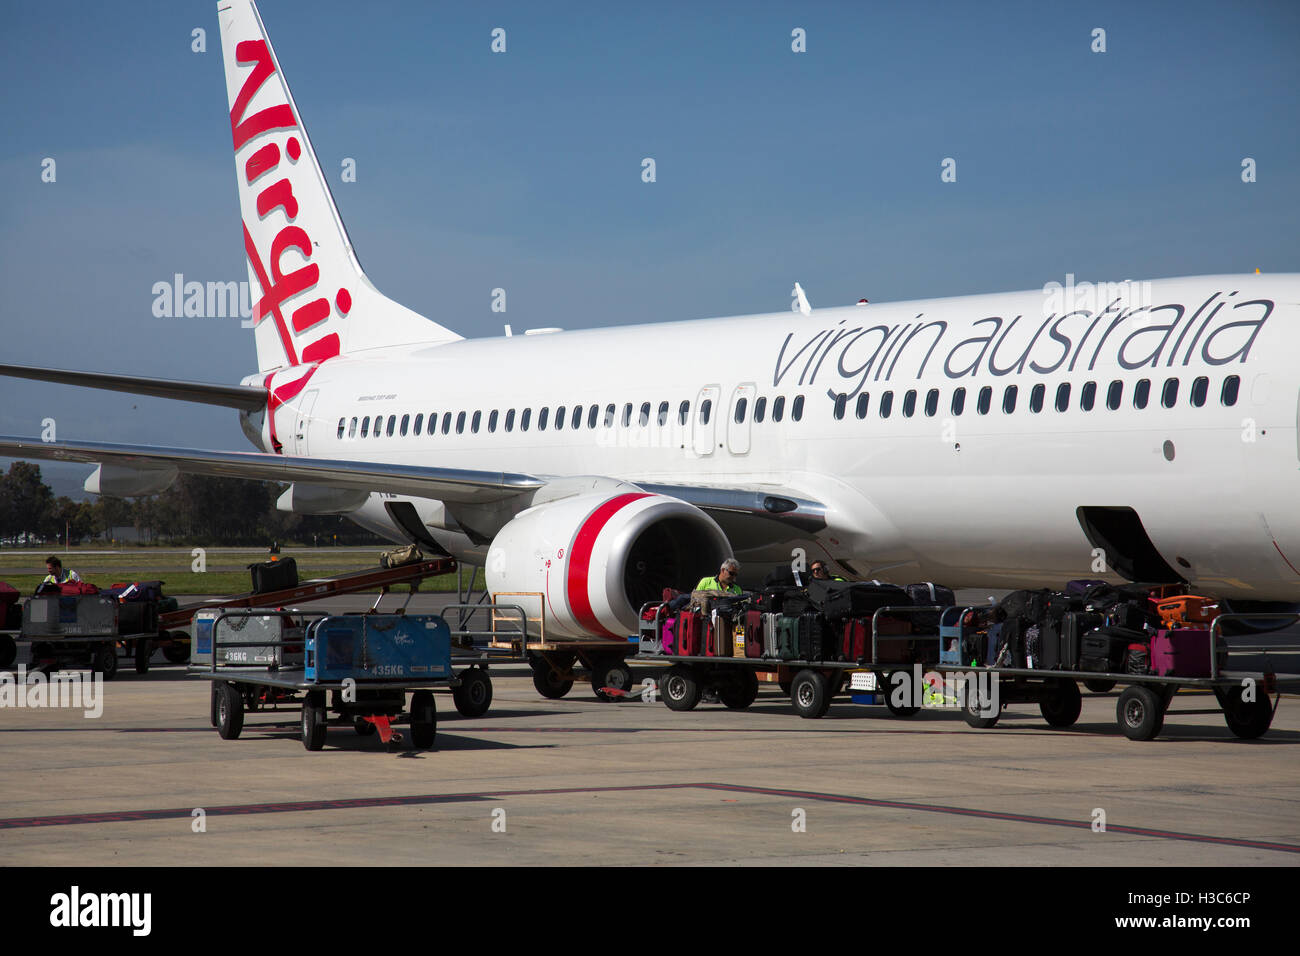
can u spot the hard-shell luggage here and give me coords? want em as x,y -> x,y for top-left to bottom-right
1079,626 -> 1143,673
797,612 -> 833,661
676,611 -> 704,656
842,618 -> 868,663
1150,628 -> 1218,678
661,616 -> 678,655
249,558 -> 298,594
744,610 -> 765,658
1041,611 -> 1103,670
762,612 -> 780,658
810,580 -> 910,620
1155,596 -> 1221,629
774,615 -> 800,660
706,612 -> 733,657
0,582 -> 18,608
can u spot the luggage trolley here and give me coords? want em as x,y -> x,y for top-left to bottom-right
196,609 -> 459,751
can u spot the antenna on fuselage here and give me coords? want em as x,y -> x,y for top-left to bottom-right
792,282 -> 812,316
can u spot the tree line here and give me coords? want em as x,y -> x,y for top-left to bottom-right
0,461 -> 383,547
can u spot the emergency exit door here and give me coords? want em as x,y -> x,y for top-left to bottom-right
692,385 -> 720,456
727,383 -> 756,455
294,390 -> 318,456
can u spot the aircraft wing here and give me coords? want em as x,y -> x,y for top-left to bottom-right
0,436 -> 543,505
0,364 -> 267,411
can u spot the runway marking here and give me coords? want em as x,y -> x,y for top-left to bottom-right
2,783 -> 1298,854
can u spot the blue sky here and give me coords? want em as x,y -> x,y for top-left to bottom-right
2,0 -> 1297,496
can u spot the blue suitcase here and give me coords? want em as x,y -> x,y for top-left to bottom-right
305,615 -> 452,682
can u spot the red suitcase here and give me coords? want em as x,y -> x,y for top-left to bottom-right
676,611 -> 703,656
744,610 -> 765,658
842,618 -> 868,662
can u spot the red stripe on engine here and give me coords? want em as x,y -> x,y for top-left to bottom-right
566,493 -> 653,639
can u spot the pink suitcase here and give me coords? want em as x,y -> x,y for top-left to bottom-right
1150,629 -> 1212,678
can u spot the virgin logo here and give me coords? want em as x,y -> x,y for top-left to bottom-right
231,39 -> 348,366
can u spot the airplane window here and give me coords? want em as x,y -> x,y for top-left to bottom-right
538,407 -> 550,430
902,390 -> 917,418
471,411 -> 482,433
976,386 -> 991,415
1221,375 -> 1240,406
1161,378 -> 1178,409
400,414 -> 410,437
1029,384 -> 1045,413
337,418 -> 346,439
505,409 -> 516,432
456,411 -> 466,434
700,399 -> 712,425
640,402 -> 651,427
951,387 -> 965,416
386,415 -> 397,437
348,417 -> 357,438
657,401 -> 669,427
755,396 -> 767,422
1002,385 -> 1018,414
856,393 -> 870,419
623,403 -> 634,427
556,406 -> 566,431
588,405 -> 599,429
924,389 -> 939,417
772,396 -> 785,422
361,416 -> 370,438
488,410 -> 499,432
733,398 -> 747,423
879,391 -> 893,418
792,395 -> 805,421
1133,379 -> 1150,410
678,400 -> 690,426
573,406 -> 584,430
521,408 -> 531,431
1106,380 -> 1122,410
414,414 -> 423,436
833,393 -> 847,421
442,412 -> 452,435
1055,382 -> 1071,412
1081,381 -> 1096,411
1190,377 -> 1209,407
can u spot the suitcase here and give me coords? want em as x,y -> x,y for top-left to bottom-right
107,580 -> 166,603
842,618 -> 868,663
1024,624 -> 1043,669
753,586 -> 805,614
1042,612 -> 1103,670
0,581 -> 19,608
810,580 -> 910,620
249,558 -> 298,593
905,582 -> 956,607
1079,626 -> 1143,673
744,610 -> 765,658
1155,596 -> 1221,629
1065,578 -> 1107,598
1127,643 -> 1151,675
706,612 -> 733,657
661,616 -> 678,655
762,612 -> 781,658
1108,601 -> 1150,631
676,611 -> 704,656
797,612 -> 832,661
116,600 -> 158,636
774,615 -> 800,660
999,589 -> 1052,625
1000,617 -> 1026,667
1150,628 -> 1217,678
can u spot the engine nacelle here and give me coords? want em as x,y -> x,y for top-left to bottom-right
486,492 -> 732,641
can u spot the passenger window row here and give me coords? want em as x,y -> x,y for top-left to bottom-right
831,375 -> 1241,421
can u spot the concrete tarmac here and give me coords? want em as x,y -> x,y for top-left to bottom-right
2,594 -> 1298,866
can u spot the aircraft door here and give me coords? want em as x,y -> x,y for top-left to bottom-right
727,383 -> 755,455
294,390 -> 318,456
692,385 -> 720,456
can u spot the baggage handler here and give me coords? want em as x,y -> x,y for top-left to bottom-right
695,558 -> 743,594
40,556 -> 81,589
810,561 -> 845,581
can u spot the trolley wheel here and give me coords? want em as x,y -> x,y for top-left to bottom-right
0,634 -> 16,669
453,668 -> 494,717
209,683 -> 220,728
134,638 -> 151,674
93,643 -> 118,681
302,691 -> 327,751
661,664 -> 702,712
1221,686 -> 1273,740
216,683 -> 244,740
1039,679 -> 1082,728
718,669 -> 760,710
162,633 -> 190,665
590,659 -> 634,702
410,690 -> 437,748
531,659 -> 574,699
962,684 -> 1001,728
790,669 -> 831,719
354,716 -> 377,736
1117,685 -> 1164,741
884,671 -> 920,717
1084,679 -> 1116,694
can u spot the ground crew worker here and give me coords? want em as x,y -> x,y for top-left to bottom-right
810,561 -> 844,581
40,556 -> 81,589
695,558 -> 742,594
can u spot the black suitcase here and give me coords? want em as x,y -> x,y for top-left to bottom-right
1000,588 -> 1053,625
810,580 -> 910,620
249,558 -> 298,594
797,612 -> 834,661
1000,617 -> 1026,667
1079,626 -> 1142,673
1108,601 -> 1149,631
1043,612 -> 1104,670
905,582 -> 956,608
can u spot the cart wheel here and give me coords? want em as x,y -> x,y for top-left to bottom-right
661,664 -> 702,712
134,638 -> 151,674
1084,679 -> 1116,694
354,716 -> 377,736
93,643 -> 118,681
0,634 -> 16,669
790,669 -> 830,719
209,683 -> 220,728
884,671 -> 920,717
453,668 -> 494,717
410,690 -> 437,748
1117,685 -> 1164,741
962,683 -> 1001,728
590,659 -> 634,702
216,683 -> 244,740
531,662 -> 573,699
1221,686 -> 1273,740
718,669 -> 760,710
162,632 -> 190,665
1039,679 -> 1082,728
301,692 -> 327,751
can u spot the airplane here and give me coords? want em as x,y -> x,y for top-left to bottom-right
3,0 -> 1299,658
